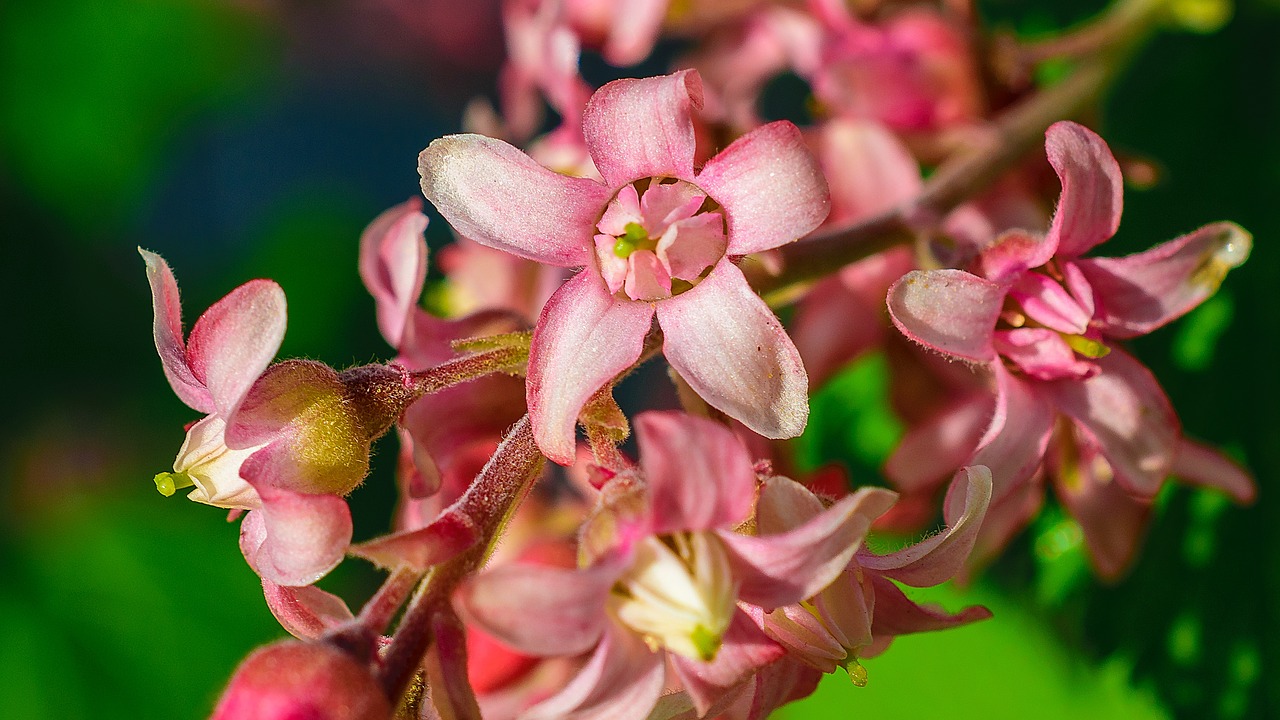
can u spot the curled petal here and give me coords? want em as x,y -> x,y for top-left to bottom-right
695,121 -> 830,255
979,230 -> 1058,283
1171,437 -> 1256,504
721,487 -> 898,610
669,611 -> 785,717
182,278 -> 287,417
635,412 -> 757,534
349,511 -> 481,570
971,365 -> 1055,497
522,620 -> 665,720
527,272 -> 655,464
240,488 -> 353,587
993,328 -> 1096,381
867,574 -> 991,639
583,70 -> 702,186
140,249 -> 213,412
419,134 -> 608,267
261,579 -> 355,640
754,476 -> 825,536
1076,222 -> 1252,338
658,262 -> 808,439
357,198 -> 428,349
887,270 -> 1003,362
1044,121 -> 1124,258
860,466 -> 992,587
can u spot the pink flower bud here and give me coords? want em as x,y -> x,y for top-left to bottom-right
210,641 -> 391,720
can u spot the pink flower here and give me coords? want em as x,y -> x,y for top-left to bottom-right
209,640 -> 390,720
419,70 -> 830,464
884,122 -> 1255,578
454,412 -> 894,719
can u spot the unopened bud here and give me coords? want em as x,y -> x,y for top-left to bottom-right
210,640 -> 391,720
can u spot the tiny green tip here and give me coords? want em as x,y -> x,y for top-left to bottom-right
690,625 -> 722,662
153,471 -> 193,497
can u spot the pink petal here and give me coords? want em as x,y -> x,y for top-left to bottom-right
961,474 -> 1045,579
970,365 -> 1055,498
595,234 -> 631,294
1009,272 -> 1091,334
696,121 -> 830,255
424,611 -> 483,720
239,488 -> 353,587
761,602 -> 847,673
455,560 -> 620,657
261,579 -> 355,640
810,565 -> 874,653
1075,221 -> 1252,338
419,134 -> 608,267
140,249 -> 214,412
1044,121 -> 1124,259
357,198 -> 428,349
597,184 -> 644,236
656,212 -> 728,282
522,621 -> 665,720
859,466 -> 992,587
527,272 -> 655,464
186,278 -> 287,416
754,476 -> 824,536
813,118 -> 921,226
669,611 -> 785,718
1171,437 -> 1256,504
978,230 -> 1057,283
349,510 -> 481,570
993,328 -> 1097,381
867,574 -> 991,638
641,180 -> 704,229
634,411 -> 757,535
583,70 -> 702,187
1045,348 -> 1178,497
742,658 -> 822,720
657,261 -> 808,439
625,250 -> 673,301
602,0 -> 669,66
790,277 -> 880,390
721,487 -> 897,610
887,269 -> 1004,362
885,394 -> 992,493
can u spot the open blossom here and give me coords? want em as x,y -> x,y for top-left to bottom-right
420,69 -> 830,464
884,121 -> 1255,577
455,412 -> 895,720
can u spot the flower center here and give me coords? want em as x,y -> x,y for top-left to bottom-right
594,178 -> 727,302
154,415 -> 262,510
994,265 -> 1109,381
608,531 -> 737,662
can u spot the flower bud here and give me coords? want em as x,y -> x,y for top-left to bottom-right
210,641 -> 391,720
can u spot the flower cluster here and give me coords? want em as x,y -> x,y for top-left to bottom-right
141,1 -> 1255,718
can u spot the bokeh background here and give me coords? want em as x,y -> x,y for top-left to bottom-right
2,0 -> 1276,718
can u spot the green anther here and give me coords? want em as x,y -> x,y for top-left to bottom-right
153,471 -> 194,497
690,625 -> 722,662
613,237 -> 637,258
1062,334 -> 1111,358
845,659 -> 869,687
613,222 -> 652,258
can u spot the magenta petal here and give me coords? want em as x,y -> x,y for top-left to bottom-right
696,120 -> 830,255
455,560 -> 618,657
722,487 -> 897,610
978,230 -> 1057,283
971,365 -> 1055,497
419,134 -> 608,267
887,269 -> 1004,362
1044,121 -> 1124,258
1172,437 -> 1256,504
657,262 -> 808,439
186,279 -> 287,416
993,328 -> 1096,381
635,412 -> 756,534
349,510 -> 480,570
357,198 -> 428,349
1046,349 -> 1177,497
261,578 -> 355,640
860,467 -> 992,587
754,476 -> 825,536
582,70 -> 702,186
669,611 -> 785,717
867,574 -> 991,638
522,621 -> 665,720
239,488 -> 352,587
601,0 -> 668,66
527,272 -> 655,464
140,249 -> 214,412
1010,272 -> 1091,334
1075,222 -> 1252,338
885,393 -> 992,493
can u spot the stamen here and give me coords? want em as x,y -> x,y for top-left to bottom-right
1062,334 -> 1110,358
153,471 -> 195,497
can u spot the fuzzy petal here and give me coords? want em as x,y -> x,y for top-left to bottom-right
970,365 -> 1055,497
1076,222 -> 1252,338
522,621 -> 665,720
349,510 -> 481,570
657,261 -> 808,439
814,118 -> 920,226
261,579 -> 355,640
669,611 -> 785,717
186,279 -> 287,416
1010,272 -> 1091,334
239,488 -> 353,587
721,487 -> 897,610
1044,121 -> 1123,258
419,134 -> 608,267
1046,349 -> 1177,497
1171,437 -> 1256,504
978,230 -> 1057,283
695,121 -> 830,255
140,249 -> 214,412
583,70 -> 702,187
656,212 -> 728,282
867,574 -> 991,638
887,269 -> 1004,362
754,476 -> 825,536
633,412 -> 757,535
885,394 -> 992,493
527,272 -> 655,464
358,198 -> 428,349
859,467 -> 992,587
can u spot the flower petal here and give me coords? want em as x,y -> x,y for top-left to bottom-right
1171,437 -> 1256,504
859,466 -> 992,587
657,261 -> 808,439
527,272 -> 655,464
634,411 -> 757,535
1010,272 -> 1091,334
887,269 -> 1004,362
349,510 -> 481,570
993,328 -> 1096,381
696,121 -> 830,255
261,579 -> 355,640
140,249 -> 214,412
522,620 -> 665,720
1044,121 -> 1123,258
582,70 -> 702,186
186,278 -> 287,416
669,611 -> 785,717
239,488 -> 353,587
978,230 -> 1058,283
419,134 -> 608,267
885,394 -> 992,493
754,476 -> 825,536
813,117 -> 920,227
970,365 -> 1055,497
721,487 -> 897,610
1075,221 -> 1252,338
357,198 -> 428,349
867,574 -> 991,639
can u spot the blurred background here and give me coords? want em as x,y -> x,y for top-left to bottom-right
1,0 -> 1275,718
